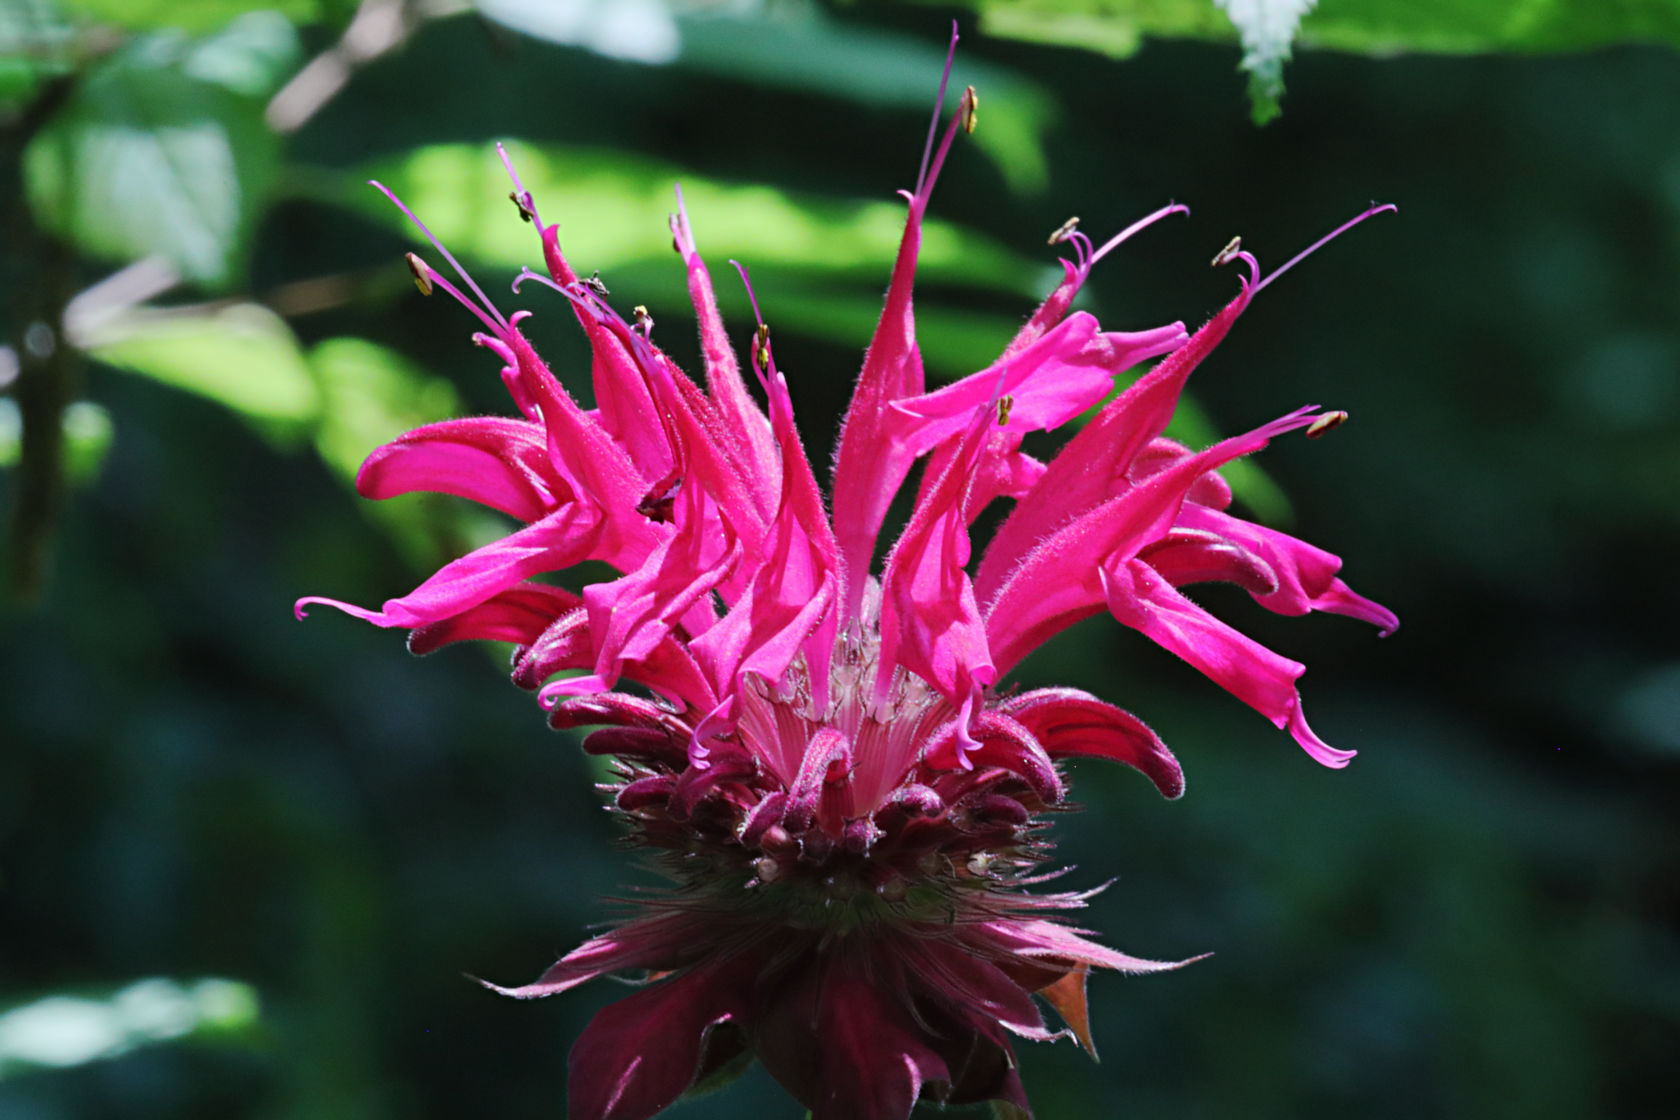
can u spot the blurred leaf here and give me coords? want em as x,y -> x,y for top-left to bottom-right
87,302 -> 320,430
57,0 -> 321,35
309,336 -> 458,483
473,0 -> 681,64
22,27 -> 286,288
0,978 -> 259,1079
0,0 -> 77,113
671,11 -> 1055,195
0,398 -> 113,486
473,2 -> 1056,193
965,0 -> 1680,121
180,10 -> 302,98
325,141 -> 1050,372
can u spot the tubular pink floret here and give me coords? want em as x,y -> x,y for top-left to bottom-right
370,180 -> 508,333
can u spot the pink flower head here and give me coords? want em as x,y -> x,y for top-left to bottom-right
298,29 -> 1394,1120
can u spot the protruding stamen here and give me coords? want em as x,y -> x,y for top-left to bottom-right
960,85 -> 978,134
1252,203 -> 1397,295
1085,202 -> 1190,270
405,252 -> 433,296
1048,216 -> 1080,246
1212,236 -> 1244,268
1305,410 -> 1349,439
754,322 -> 772,371
371,180 -> 507,333
997,394 -> 1014,426
495,142 -> 544,230
632,305 -> 654,335
914,22 -> 961,199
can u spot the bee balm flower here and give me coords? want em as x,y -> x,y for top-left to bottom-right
297,33 -> 1394,1120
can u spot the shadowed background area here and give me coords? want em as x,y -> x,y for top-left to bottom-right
2,1 -> 1677,1117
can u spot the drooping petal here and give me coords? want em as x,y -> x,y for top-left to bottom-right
983,405 -> 1324,677
355,416 -> 565,522
1099,556 -> 1355,767
1173,504 -> 1399,634
295,502 -> 605,630
408,581 -> 581,655
1001,687 -> 1184,799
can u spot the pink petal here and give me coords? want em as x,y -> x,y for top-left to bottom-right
1001,687 -> 1184,799
831,197 -> 931,623
977,291 -> 1248,607
356,416 -> 564,521
670,190 -> 781,515
1100,556 -> 1355,767
295,502 -> 605,630
923,710 -> 1063,804
407,581 -> 581,655
876,402 -> 997,717
983,406 -> 1324,677
1175,505 -> 1399,634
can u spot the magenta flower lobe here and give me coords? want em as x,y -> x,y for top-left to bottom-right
298,36 -> 1394,1120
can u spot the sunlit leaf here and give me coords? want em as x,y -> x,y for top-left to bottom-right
0,978 -> 259,1079
328,141 -> 1053,375
57,0 -> 320,35
309,336 -> 459,484
961,0 -> 1680,121
22,29 -> 283,288
87,302 -> 319,430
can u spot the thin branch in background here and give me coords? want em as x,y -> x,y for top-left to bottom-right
266,0 -> 419,135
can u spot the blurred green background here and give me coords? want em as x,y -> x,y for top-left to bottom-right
3,1 -> 1678,1117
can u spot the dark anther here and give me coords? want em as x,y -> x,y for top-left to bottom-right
1048,216 -> 1080,246
1305,410 -> 1349,439
405,252 -> 433,295
1212,236 -> 1243,268
583,271 -> 610,296
961,85 -> 978,134
508,191 -> 535,223
636,474 -> 683,523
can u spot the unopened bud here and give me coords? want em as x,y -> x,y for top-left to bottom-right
1048,216 -> 1080,245
1305,410 -> 1349,439
961,85 -> 978,134
405,252 -> 433,296
1212,236 -> 1243,268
